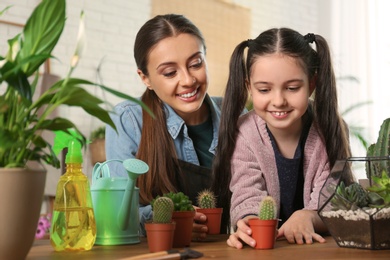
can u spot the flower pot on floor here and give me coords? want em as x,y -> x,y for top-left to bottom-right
145,222 -> 176,252
196,208 -> 223,234
89,138 -> 106,166
248,219 -> 278,249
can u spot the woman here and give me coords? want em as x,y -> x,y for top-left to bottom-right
106,14 -> 223,239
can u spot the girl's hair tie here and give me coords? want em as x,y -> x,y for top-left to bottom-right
304,33 -> 315,43
247,39 -> 254,47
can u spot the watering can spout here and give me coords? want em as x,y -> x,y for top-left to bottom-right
117,159 -> 149,230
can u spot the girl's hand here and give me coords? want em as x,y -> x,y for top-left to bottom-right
227,216 -> 257,249
192,207 -> 208,241
277,210 -> 326,244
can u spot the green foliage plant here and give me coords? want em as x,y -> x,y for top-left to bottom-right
196,189 -> 217,209
151,197 -> 174,223
0,0 -> 152,168
90,126 -> 105,142
258,196 -> 277,220
330,170 -> 390,210
160,192 -> 194,212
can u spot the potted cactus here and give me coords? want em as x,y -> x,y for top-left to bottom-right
145,197 -> 176,252
318,118 -> 390,250
161,192 -> 195,248
248,196 -> 278,249
196,189 -> 223,234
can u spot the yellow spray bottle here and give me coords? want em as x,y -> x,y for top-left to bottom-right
50,130 -> 96,251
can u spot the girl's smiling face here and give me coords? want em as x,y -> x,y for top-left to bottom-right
138,33 -> 209,125
249,53 -> 313,136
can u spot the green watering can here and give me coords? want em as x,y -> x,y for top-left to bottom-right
91,159 -> 149,245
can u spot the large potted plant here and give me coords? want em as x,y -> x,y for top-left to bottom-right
318,118 -> 390,250
0,1 -> 150,259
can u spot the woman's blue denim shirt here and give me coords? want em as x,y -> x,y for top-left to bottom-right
105,94 -> 222,236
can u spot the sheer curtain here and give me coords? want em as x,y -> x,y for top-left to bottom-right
323,0 -> 390,179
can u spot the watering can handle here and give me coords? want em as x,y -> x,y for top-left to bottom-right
92,159 -> 124,184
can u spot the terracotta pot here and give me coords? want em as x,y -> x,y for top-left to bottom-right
0,165 -> 46,260
89,138 -> 106,165
248,219 -> 278,249
145,222 -> 176,252
172,211 -> 195,248
196,208 -> 223,234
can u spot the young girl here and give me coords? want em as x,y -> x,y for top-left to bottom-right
105,14 -> 223,239
211,28 -> 351,248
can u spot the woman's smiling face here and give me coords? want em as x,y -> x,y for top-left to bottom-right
138,33 -> 209,124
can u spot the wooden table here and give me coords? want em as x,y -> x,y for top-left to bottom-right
27,235 -> 390,259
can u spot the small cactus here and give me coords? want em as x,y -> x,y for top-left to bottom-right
196,189 -> 217,209
366,118 -> 390,178
258,196 -> 277,220
151,197 -> 174,223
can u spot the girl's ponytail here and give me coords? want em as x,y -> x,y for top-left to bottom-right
211,40 -> 249,233
313,35 -> 351,168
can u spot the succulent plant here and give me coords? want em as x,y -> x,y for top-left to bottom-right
330,181 -> 369,211
366,118 -> 390,178
151,197 -> 174,223
162,192 -> 194,212
258,196 -> 277,220
196,189 -> 217,209
366,170 -> 390,208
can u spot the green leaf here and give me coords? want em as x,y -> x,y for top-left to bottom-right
37,118 -> 76,131
0,6 -> 12,16
0,61 -> 32,100
17,0 -> 65,75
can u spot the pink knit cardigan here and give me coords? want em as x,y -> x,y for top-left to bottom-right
229,110 -> 330,227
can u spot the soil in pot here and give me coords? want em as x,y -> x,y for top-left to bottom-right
320,208 -> 390,249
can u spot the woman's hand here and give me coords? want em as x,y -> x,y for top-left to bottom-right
192,207 -> 208,241
277,210 -> 327,244
227,216 -> 257,249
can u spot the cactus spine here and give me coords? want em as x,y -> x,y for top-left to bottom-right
197,189 -> 217,209
258,196 -> 277,220
152,197 -> 174,223
366,118 -> 390,178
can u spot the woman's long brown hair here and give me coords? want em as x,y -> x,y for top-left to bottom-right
133,14 -> 206,204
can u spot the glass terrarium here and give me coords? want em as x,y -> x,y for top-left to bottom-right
318,156 -> 390,250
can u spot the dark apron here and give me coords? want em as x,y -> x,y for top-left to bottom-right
175,159 -> 212,206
